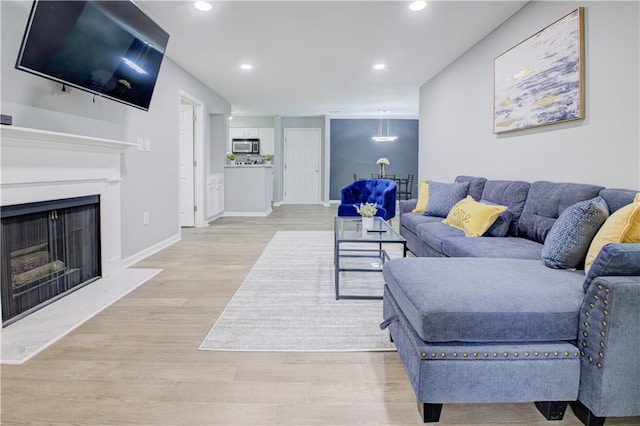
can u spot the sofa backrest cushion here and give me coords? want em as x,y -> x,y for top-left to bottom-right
454,175 -> 487,201
598,188 -> 639,213
480,180 -> 530,236
517,181 -> 604,244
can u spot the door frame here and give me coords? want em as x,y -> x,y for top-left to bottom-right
283,128 -> 322,204
179,102 -> 195,227
179,91 -> 205,228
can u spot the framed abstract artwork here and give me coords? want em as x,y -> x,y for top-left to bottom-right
494,8 -> 585,134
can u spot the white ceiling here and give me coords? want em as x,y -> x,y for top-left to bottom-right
136,1 -> 527,118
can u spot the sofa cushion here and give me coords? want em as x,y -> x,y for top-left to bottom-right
416,222 -> 465,253
383,257 -> 585,343
585,199 -> 640,272
517,181 -> 604,244
424,181 -> 470,217
583,243 -> 640,291
441,236 -> 543,259
542,197 -> 609,269
443,196 -> 507,237
454,175 -> 487,201
598,188 -> 639,213
480,180 -> 530,236
401,212 -> 442,235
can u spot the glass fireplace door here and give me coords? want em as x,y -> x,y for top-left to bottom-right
1,195 -> 101,325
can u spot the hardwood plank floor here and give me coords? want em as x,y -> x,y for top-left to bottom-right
2,205 -> 639,425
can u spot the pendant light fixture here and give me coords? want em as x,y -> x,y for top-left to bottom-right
372,110 -> 397,142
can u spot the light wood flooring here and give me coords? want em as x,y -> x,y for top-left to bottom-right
2,205 -> 639,425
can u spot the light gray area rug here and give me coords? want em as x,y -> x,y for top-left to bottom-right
199,231 -> 402,352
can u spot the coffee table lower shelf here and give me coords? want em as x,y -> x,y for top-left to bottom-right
334,216 -> 407,300
335,246 -> 391,300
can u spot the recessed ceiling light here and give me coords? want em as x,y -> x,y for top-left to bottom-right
194,1 -> 212,12
240,64 -> 253,70
373,64 -> 386,70
409,1 -> 427,11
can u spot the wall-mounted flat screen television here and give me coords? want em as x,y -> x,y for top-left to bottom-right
15,0 -> 170,111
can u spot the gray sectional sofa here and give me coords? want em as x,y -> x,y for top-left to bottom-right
381,176 -> 640,425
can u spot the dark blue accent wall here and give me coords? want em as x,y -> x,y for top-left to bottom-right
330,119 -> 419,200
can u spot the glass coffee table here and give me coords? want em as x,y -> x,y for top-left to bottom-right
334,216 -> 407,300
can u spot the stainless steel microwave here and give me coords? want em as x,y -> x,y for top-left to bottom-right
232,138 -> 260,154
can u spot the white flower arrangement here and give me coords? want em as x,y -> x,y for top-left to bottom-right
376,157 -> 390,166
355,202 -> 377,218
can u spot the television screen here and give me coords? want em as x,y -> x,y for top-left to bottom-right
15,0 -> 170,111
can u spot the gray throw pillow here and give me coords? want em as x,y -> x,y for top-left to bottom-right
423,181 -> 470,218
542,197 -> 609,269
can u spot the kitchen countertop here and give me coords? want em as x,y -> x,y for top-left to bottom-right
225,164 -> 273,168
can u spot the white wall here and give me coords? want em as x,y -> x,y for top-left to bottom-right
229,116 -> 276,128
419,1 -> 639,189
1,1 -> 231,260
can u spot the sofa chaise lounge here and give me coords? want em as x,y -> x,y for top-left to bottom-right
381,176 -> 640,425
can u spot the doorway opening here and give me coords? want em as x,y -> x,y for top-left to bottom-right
179,93 -> 205,227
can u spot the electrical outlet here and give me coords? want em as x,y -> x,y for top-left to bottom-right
137,137 -> 144,151
144,138 -> 151,152
143,211 -> 149,225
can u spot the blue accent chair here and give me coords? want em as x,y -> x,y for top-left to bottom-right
337,179 -> 397,221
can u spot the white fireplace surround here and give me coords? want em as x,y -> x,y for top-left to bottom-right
1,126 -> 161,363
1,125 -> 134,276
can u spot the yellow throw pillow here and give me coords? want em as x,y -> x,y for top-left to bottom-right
443,196 -> 508,237
412,181 -> 429,213
585,200 -> 640,272
635,192 -> 640,202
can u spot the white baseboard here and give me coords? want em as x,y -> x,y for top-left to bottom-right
273,201 -> 283,207
121,232 -> 181,268
223,208 -> 272,217
206,212 -> 223,224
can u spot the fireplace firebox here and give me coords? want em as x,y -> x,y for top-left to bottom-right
1,195 -> 101,325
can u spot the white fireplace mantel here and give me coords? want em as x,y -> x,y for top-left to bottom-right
1,125 -> 135,280
1,125 -> 136,153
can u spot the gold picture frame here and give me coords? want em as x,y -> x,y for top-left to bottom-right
494,8 -> 585,134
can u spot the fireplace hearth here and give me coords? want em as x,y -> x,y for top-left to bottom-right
1,196 -> 102,325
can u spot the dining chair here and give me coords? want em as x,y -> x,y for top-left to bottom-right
397,174 -> 414,200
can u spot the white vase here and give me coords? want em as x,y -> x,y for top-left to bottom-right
362,216 -> 374,233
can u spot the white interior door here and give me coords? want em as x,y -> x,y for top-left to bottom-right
284,128 -> 321,204
179,103 -> 195,227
